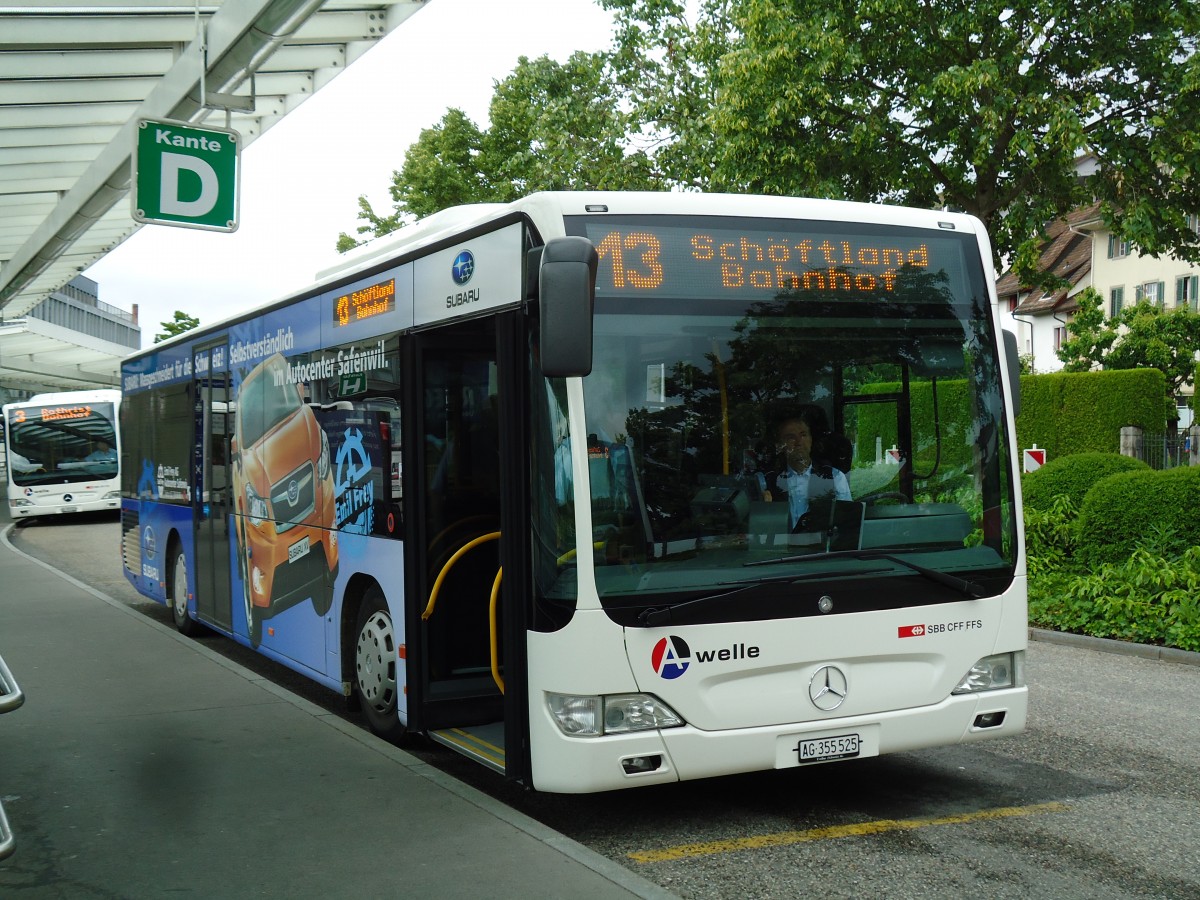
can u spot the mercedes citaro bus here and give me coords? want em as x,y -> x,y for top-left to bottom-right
120,192 -> 1026,792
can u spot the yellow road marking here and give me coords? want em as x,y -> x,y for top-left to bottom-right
628,801 -> 1069,864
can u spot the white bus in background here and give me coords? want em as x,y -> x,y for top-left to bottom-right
120,191 -> 1027,793
3,389 -> 121,519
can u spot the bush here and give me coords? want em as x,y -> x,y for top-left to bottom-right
1021,452 -> 1149,512
1076,465 -> 1200,567
1017,368 -> 1165,456
1050,544 -> 1200,651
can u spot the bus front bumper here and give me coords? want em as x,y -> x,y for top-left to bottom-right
529,685 -> 1027,793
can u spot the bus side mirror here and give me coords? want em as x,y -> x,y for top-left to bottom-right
537,236 -> 597,377
1003,329 -> 1021,418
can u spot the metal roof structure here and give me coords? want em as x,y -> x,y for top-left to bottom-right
0,0 -> 427,389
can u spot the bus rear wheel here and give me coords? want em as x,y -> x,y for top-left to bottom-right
170,544 -> 203,637
354,586 -> 406,742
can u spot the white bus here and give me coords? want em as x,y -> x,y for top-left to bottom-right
3,389 -> 122,519
120,192 -> 1026,793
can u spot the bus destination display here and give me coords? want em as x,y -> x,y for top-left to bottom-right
9,404 -> 95,424
580,222 -> 963,300
333,278 -> 396,328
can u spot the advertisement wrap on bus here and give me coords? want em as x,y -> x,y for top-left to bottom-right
120,192 -> 1027,793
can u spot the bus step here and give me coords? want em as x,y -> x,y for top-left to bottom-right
429,723 -> 505,774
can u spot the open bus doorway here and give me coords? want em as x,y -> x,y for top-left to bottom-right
410,313 -> 530,781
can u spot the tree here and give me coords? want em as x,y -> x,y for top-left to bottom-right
601,0 -> 1200,286
337,52 -> 658,248
1056,288 -> 1117,373
154,310 -> 200,344
1058,288 -> 1200,416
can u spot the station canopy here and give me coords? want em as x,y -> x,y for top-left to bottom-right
0,0 -> 427,389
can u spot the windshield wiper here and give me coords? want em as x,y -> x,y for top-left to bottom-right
744,548 -> 985,600
635,567 -> 891,627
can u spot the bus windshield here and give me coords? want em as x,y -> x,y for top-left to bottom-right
558,214 -> 1016,624
5,400 -> 118,486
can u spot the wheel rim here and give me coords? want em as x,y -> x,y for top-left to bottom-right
356,608 -> 396,713
172,552 -> 188,621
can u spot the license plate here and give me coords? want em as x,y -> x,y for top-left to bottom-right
288,536 -> 310,563
60,506 -> 78,514
795,733 -> 860,764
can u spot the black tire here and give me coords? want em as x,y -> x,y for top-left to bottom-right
169,543 -> 203,637
353,585 -> 406,742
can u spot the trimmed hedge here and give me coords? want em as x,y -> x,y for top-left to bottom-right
1016,368 -> 1165,457
1021,452 -> 1149,512
1076,465 -> 1200,566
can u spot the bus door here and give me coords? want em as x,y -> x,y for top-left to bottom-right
193,342 -> 234,630
408,313 -> 530,782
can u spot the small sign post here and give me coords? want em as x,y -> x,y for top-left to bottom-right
1023,444 -> 1046,473
132,118 -> 240,232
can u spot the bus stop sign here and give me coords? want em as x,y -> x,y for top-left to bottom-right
133,118 -> 240,232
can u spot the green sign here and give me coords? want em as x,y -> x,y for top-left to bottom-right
338,372 -> 367,397
133,118 -> 240,232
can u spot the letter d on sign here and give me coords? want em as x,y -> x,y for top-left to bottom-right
160,152 -> 219,217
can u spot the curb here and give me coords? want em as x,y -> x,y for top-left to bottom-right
1028,627 -> 1200,667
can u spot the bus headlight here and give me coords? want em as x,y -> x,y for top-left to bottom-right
245,483 -> 269,526
546,692 -> 684,737
318,428 -> 331,480
952,651 -> 1023,694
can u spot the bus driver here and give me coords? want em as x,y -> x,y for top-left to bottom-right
763,409 -> 851,531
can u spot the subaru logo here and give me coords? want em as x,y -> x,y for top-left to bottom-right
287,479 -> 299,505
451,250 -> 475,285
143,525 -> 156,559
809,665 -> 849,711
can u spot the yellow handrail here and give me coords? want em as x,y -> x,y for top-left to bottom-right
489,567 -> 504,694
421,531 -> 501,621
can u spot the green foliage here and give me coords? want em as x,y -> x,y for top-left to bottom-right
154,310 -> 200,344
1058,289 -> 1200,401
1021,452 -> 1148,512
1043,542 -> 1200,652
1022,493 -> 1079,577
603,0 -> 1200,284
338,52 -> 659,248
1027,500 -> 1200,652
1015,368 -> 1165,456
1076,466 -> 1200,567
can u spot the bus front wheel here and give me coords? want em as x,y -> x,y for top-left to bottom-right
169,544 -> 203,637
354,586 -> 406,742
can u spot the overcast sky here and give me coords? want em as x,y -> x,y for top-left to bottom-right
86,0 -> 616,347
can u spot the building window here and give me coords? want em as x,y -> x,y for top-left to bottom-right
1110,286 -> 1124,316
1135,280 -> 1165,306
1188,213 -> 1200,236
1053,325 -> 1067,351
1006,295 -> 1018,313
1107,234 -> 1131,259
1176,274 -> 1199,310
